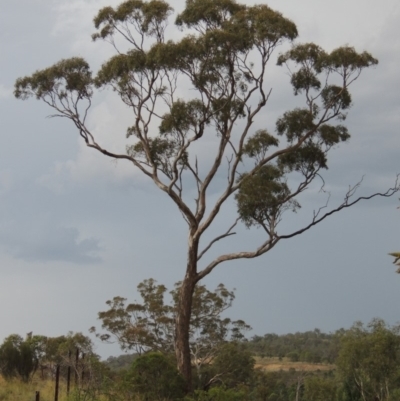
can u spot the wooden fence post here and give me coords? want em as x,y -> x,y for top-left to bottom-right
54,365 -> 60,401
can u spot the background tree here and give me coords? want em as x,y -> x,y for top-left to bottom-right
125,352 -> 185,401
0,334 -> 37,382
14,0 -> 398,389
303,375 -> 337,401
29,332 -> 95,379
246,329 -> 340,364
336,319 -> 400,401
208,342 -> 254,390
91,278 -> 250,385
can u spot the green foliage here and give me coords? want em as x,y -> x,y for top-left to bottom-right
276,108 -> 316,142
336,319 -> 400,401
43,332 -> 95,368
93,0 -> 173,41
236,165 -> 299,229
286,351 -> 299,362
249,369 -> 307,401
242,130 -> 279,163
327,46 -> 378,72
246,329 -> 340,364
126,352 -> 185,400
175,0 -> 245,29
0,331 -> 95,385
211,342 -> 254,388
185,386 -> 247,401
159,100 -> 210,138
277,43 -> 377,92
127,137 -> 187,174
95,51 -> 149,89
91,279 -> 175,354
14,58 -> 92,101
304,375 -> 337,401
0,335 -> 37,382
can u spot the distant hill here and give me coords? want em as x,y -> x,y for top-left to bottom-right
244,328 -> 341,364
105,353 -> 138,371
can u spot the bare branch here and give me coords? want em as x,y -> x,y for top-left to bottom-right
198,218 -> 240,261
197,237 -> 278,282
279,176 -> 400,240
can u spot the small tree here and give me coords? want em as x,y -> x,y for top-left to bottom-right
0,334 -> 38,382
91,279 -> 250,384
15,0 -> 399,389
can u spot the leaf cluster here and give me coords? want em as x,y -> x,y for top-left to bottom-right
176,0 -> 297,44
92,0 -> 173,42
236,165 -> 299,229
278,43 -> 377,96
14,58 -> 93,101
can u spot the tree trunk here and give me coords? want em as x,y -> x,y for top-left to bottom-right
175,238 -> 198,392
175,272 -> 196,392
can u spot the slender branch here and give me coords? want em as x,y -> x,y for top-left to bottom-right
196,238 -> 278,282
198,218 -> 240,261
197,176 -> 400,282
278,177 -> 400,240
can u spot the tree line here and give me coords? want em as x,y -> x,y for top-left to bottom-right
2,280 -> 400,400
246,329 -> 340,364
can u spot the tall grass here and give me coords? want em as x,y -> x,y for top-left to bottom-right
0,375 -> 69,401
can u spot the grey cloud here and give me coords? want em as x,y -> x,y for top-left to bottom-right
0,169 -> 104,265
0,216 -> 101,265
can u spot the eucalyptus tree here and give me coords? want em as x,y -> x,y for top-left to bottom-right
14,0 -> 398,389
91,279 -> 250,383
336,319 -> 400,401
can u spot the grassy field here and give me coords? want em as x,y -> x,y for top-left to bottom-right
0,375 -> 70,401
254,356 -> 335,372
0,358 -> 334,401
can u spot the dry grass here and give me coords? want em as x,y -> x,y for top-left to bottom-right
254,357 -> 335,372
0,375 -> 71,401
0,375 -> 115,401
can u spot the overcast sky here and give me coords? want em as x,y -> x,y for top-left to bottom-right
0,0 -> 399,359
